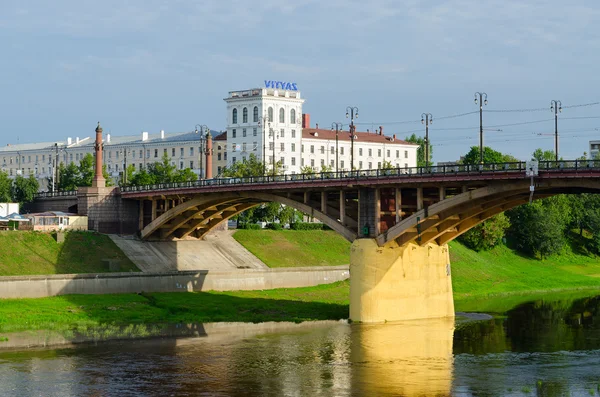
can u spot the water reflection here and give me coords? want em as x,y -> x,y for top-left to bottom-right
1,293 -> 600,396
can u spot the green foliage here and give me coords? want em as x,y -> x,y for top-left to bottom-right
458,213 -> 510,251
290,222 -> 326,230
532,148 -> 556,161
380,160 -> 393,169
221,154 -> 266,177
300,165 -> 316,174
265,223 -> 283,230
129,168 -> 156,186
462,146 -> 516,164
173,167 -> 198,183
404,133 -> 432,167
506,199 -> 570,259
147,153 -> 177,183
0,171 -> 12,202
10,174 -> 39,204
237,223 -> 262,230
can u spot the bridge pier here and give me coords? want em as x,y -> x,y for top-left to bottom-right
349,239 -> 454,323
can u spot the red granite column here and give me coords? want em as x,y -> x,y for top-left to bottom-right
92,122 -> 106,188
205,130 -> 213,179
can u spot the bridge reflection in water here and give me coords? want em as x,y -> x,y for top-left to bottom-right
350,318 -> 454,396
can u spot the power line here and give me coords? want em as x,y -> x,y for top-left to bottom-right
562,102 -> 600,109
484,107 -> 547,113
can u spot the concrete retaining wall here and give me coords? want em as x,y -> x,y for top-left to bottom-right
0,266 -> 350,299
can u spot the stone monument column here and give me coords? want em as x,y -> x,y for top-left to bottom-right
92,122 -> 106,188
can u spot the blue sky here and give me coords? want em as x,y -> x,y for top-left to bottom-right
1,0 -> 599,162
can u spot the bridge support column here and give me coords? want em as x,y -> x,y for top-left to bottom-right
350,239 -> 454,323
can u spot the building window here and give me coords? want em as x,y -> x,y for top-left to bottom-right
218,166 -> 222,174
253,106 -> 259,122
291,143 -> 296,152
180,148 -> 184,157
242,142 -> 247,152
341,147 -> 345,155
218,153 -> 222,161
179,161 -> 184,170
321,159 -> 325,166
268,107 -> 273,122
232,108 -> 238,124
253,142 -> 257,151
269,156 -> 273,164
291,129 -> 296,138
232,129 -> 237,138
302,144 -> 304,153
290,109 -> 296,124
108,151 -> 112,159
310,145 -> 314,154
279,108 -> 285,123
269,142 -> 274,151
232,157 -> 237,164
232,143 -> 237,152
280,143 -> 284,151
359,148 -> 363,156
330,160 -> 334,167
243,128 -> 247,137
301,158 -> 305,166
224,152 -> 227,160
378,162 -> 381,168
396,150 -> 399,158
387,150 -> 390,157
320,146 -> 325,154
243,107 -> 248,123
280,128 -> 285,138
253,128 -> 257,136
311,159 -> 315,167
368,162 -> 372,169
404,150 -> 408,158
330,147 -> 334,154
291,157 -> 296,166
341,160 -> 345,169
146,150 -> 150,158
378,149 -> 382,157
280,157 -> 285,165
172,148 -> 176,156
190,161 -> 194,169
164,148 -> 167,156
190,147 -> 194,156
368,149 -> 372,157
269,128 -> 273,138
405,163 -> 408,168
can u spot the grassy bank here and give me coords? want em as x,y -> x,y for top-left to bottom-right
233,229 -> 350,267
0,281 -> 350,333
0,231 -> 139,275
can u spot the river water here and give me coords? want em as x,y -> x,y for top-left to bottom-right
1,294 -> 600,396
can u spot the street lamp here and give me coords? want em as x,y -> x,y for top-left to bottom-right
195,124 -> 209,179
474,92 -> 488,164
331,122 -> 343,173
118,148 -> 131,185
550,100 -> 562,161
272,126 -> 279,177
421,113 -> 433,168
346,106 -> 359,171
258,114 -> 271,175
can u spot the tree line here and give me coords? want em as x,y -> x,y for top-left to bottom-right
0,172 -> 39,205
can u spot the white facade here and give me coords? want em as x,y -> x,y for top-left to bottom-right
590,140 -> 600,159
224,88 -> 305,174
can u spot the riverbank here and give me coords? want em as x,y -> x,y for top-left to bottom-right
0,231 -> 138,275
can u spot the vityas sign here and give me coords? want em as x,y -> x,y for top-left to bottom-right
264,80 -> 298,91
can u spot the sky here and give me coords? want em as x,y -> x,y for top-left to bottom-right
0,0 -> 599,162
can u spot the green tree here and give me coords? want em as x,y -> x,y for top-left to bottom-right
78,153 -> 95,186
458,213 -> 510,251
173,168 -> 198,183
129,168 -> 156,186
221,154 -> 265,177
300,165 -> 316,174
462,146 -> 514,165
102,164 -> 114,187
380,160 -> 393,169
148,153 -> 177,183
320,164 -> 333,173
0,171 -> 12,202
11,174 -> 39,204
404,133 -> 432,167
532,148 -> 556,161
58,162 -> 80,191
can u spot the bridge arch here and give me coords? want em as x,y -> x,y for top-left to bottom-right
140,191 -> 358,241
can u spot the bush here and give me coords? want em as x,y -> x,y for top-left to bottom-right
290,222 -> 325,230
266,223 -> 283,230
238,223 -> 261,230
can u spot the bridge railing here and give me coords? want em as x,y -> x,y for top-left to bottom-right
34,190 -> 78,199
119,159 -> 600,193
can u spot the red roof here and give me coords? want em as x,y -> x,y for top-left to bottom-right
213,131 -> 227,141
302,128 -> 417,145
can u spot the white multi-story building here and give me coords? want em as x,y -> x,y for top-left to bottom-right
590,140 -> 600,159
224,87 -> 305,174
0,84 -> 419,191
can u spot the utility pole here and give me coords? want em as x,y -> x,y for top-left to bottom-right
550,100 -> 562,161
346,106 -> 359,171
331,122 -> 343,173
474,92 -> 488,164
420,113 -> 433,167
259,114 -> 270,175
195,124 -> 209,179
272,127 -> 277,176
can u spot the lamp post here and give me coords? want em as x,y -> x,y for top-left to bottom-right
272,126 -> 278,176
550,100 -> 562,161
195,124 -> 209,179
331,122 -> 343,173
420,113 -> 433,168
346,106 -> 359,171
258,114 -> 271,175
474,92 -> 488,164
119,148 -> 130,185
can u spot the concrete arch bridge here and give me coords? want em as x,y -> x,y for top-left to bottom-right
116,161 -> 600,323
